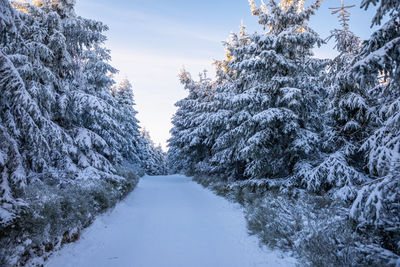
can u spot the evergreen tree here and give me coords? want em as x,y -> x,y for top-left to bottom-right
0,51 -> 28,227
204,23 -> 254,180
141,129 -> 167,175
0,1 -> 147,262
356,0 -> 400,177
166,0 -> 400,263
113,78 -> 143,165
304,1 -> 369,199
350,0 -> 400,254
169,0 -> 328,181
0,0 -> 72,226
212,0 -> 325,180
168,68 -> 214,175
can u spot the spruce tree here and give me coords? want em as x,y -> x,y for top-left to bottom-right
168,0 -> 328,181
113,79 -> 143,165
350,0 -> 400,254
0,0 -> 73,225
0,0 -> 145,239
212,0 -> 326,180
141,129 -> 167,175
356,0 -> 400,177
304,1 -> 369,199
204,23 -> 254,180
168,68 -> 214,175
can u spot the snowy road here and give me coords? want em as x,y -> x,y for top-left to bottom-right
46,175 -> 296,267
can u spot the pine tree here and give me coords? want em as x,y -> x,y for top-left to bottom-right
356,0 -> 400,177
4,1 -> 75,174
0,0 -> 151,263
0,51 -> 28,227
0,0 -> 73,226
168,68 -> 214,175
203,23 -> 254,180
1,0 -> 146,246
210,0 -> 326,180
141,129 -> 167,175
0,0 -> 21,226
113,79 -> 143,165
304,1 -> 369,199
168,0 -> 328,181
350,0 -> 400,255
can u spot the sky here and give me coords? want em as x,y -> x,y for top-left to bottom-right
75,0 -> 379,151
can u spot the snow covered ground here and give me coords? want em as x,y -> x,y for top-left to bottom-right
46,175 -> 296,267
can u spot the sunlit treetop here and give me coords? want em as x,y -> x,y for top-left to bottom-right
279,0 -> 305,11
329,0 -> 355,31
249,0 -> 306,13
249,0 -> 322,35
12,0 -> 76,18
326,0 -> 360,54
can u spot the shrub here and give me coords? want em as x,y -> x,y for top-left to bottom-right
194,175 -> 399,266
0,165 -> 140,266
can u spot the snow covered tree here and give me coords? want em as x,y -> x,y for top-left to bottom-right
355,0 -> 400,177
0,0 -> 21,227
304,1 -> 369,199
0,1 -> 147,263
168,68 -> 214,175
168,0 -> 328,181
202,23 -> 254,180
350,164 -> 400,255
4,0 -> 130,179
0,0 -> 75,226
28,0 -> 144,175
141,129 -> 167,175
326,2 -> 371,152
209,0 -> 326,180
113,79 -> 135,106
3,1 -> 75,174
350,0 -> 400,256
70,43 -> 124,174
0,52 -> 28,227
32,0 -> 75,18
112,78 -> 143,165
0,0 -> 18,37
328,1 -> 360,55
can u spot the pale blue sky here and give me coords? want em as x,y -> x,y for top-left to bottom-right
75,0 -> 379,150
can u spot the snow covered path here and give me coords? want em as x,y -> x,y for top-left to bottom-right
46,175 -> 296,267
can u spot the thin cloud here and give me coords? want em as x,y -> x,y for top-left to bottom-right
78,0 -> 224,43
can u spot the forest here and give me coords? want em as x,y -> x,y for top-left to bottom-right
168,0 -> 399,266
0,0 -> 166,265
0,0 -> 399,266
